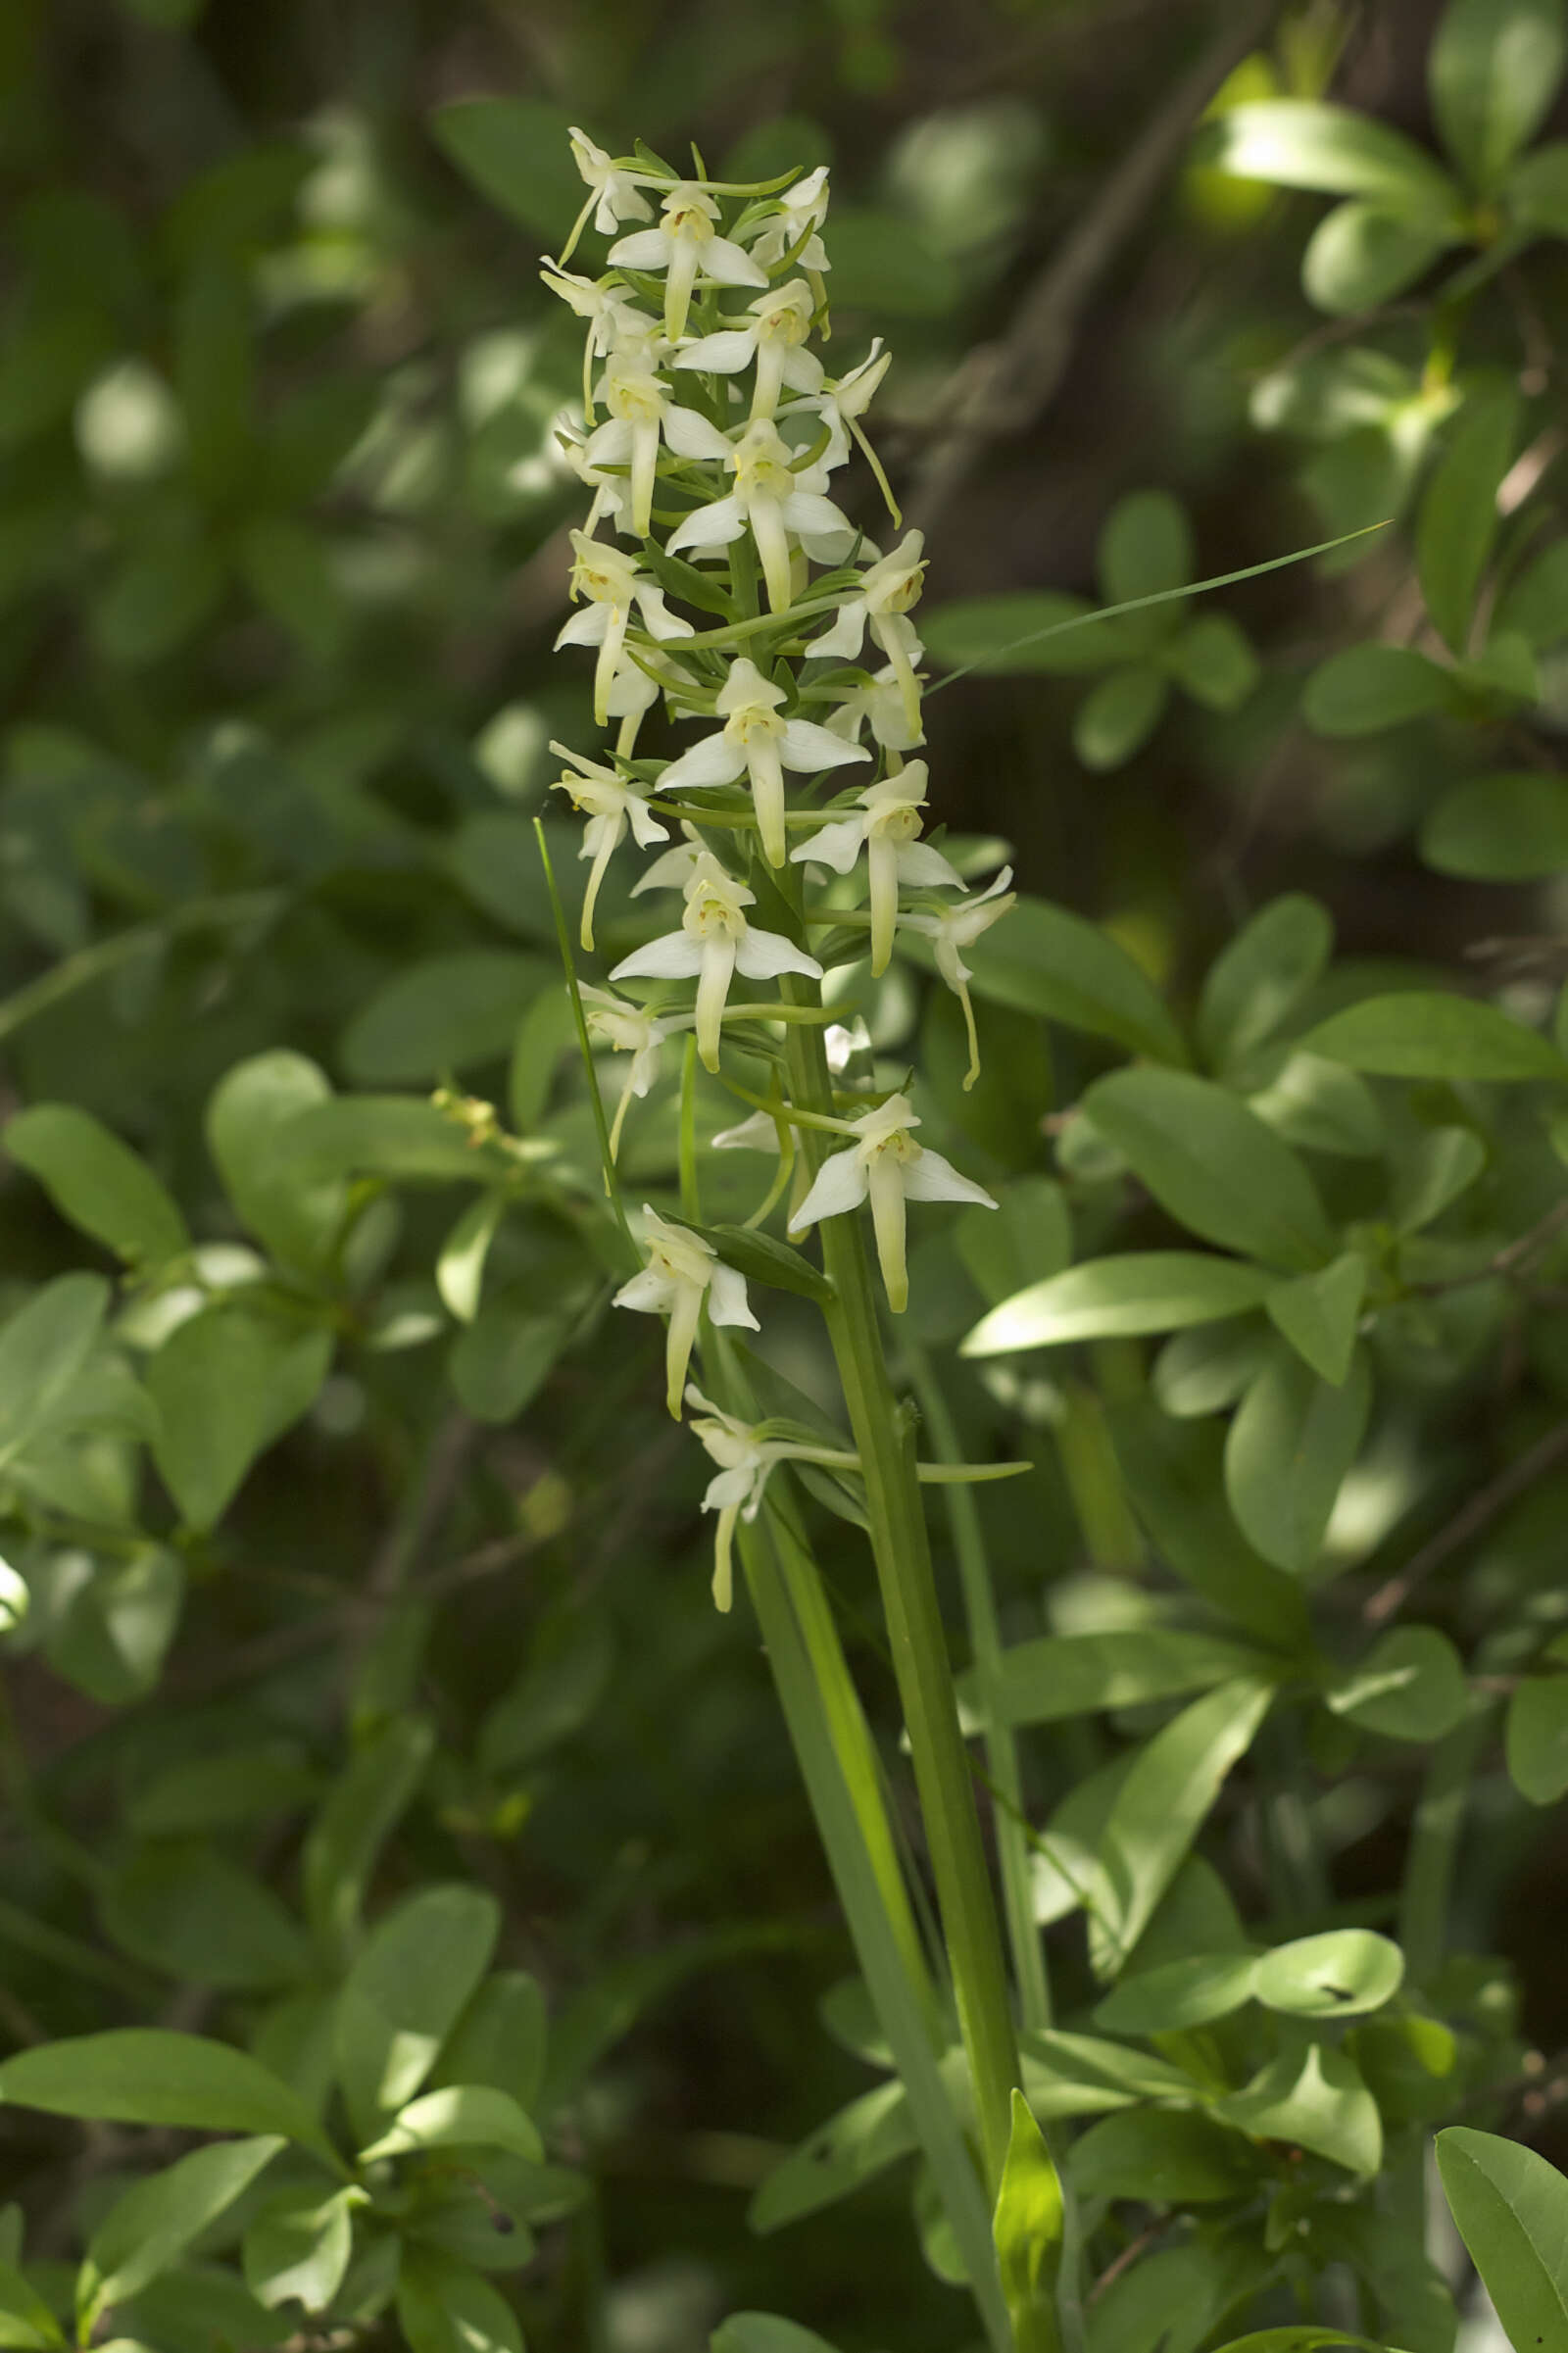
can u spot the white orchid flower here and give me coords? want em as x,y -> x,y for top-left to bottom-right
612,1207 -> 759,1419
630,823 -> 705,898
674,278 -> 824,421
548,742 -> 669,951
793,340 -> 899,520
810,530 -> 928,733
654,654 -> 868,867
610,182 -> 766,345
790,762 -> 962,975
822,662 -> 926,755
788,1092 -> 994,1313
555,530 -> 695,726
665,417 -> 852,616
684,1384 -> 860,1612
566,128 -> 660,238
580,985 -> 681,1158
582,351 -> 732,539
711,1108 -> 783,1152
899,867 -> 1017,1091
541,266 -> 660,417
744,167 -> 832,274
556,417 -> 632,540
609,851 -> 823,1072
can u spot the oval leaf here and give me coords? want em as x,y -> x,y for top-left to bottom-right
6,1106 -> 187,1268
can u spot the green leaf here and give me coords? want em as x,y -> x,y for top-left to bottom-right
91,537 -> 225,668
148,1309 -> 333,1530
711,2319 -> 844,2353
1193,101 -> 1465,217
81,2136 -> 284,2323
1199,897 -> 1335,1075
1494,537 -> 1568,646
275,1097 -> 524,1185
921,590 -> 1127,677
1303,991 -> 1567,1079
0,1274 -> 110,1467
102,1841 -> 311,1990
1100,492 -> 1194,603
1090,1679 -> 1276,1973
1393,1126 -> 1488,1232
1265,1253 -> 1367,1386
993,2089 -> 1063,2344
1421,772 -> 1568,879
234,516 -> 343,658
5,1106 -> 187,1267
0,2032 -> 334,2161
128,1741 -> 320,1837
1082,1068 -> 1336,1271
243,2185 -> 360,2313
302,1713 -> 435,1964
1325,1626 -> 1470,1740
1505,137 -> 1568,233
1224,1342 -> 1371,1573
431,98 -> 585,238
1088,2240 -> 1274,2353
1152,1321 -> 1273,1418
961,1629 -> 1270,1730
1252,1930 -> 1404,2017
1070,2109 -> 1255,2204
1417,390 -> 1519,655
1072,667 -> 1168,770
901,891 -> 1187,1065
961,1253 -> 1276,1353
1438,2124 -> 1568,2353
44,1548 -> 183,1707
1217,2039 -> 1382,2175
1094,1952 -> 1261,2034
340,953 -> 551,1086
206,1052 -> 345,1274
1165,613 -> 1260,711
450,1295 -> 585,1424
819,208 -> 960,316
1021,2030 -> 1196,2116
333,1885 -> 500,2144
1108,1405 -> 1311,1648
0,2254 -> 64,2348
358,2083 -> 542,2167
1506,1674 -> 1568,1802
1301,644 -> 1451,734
479,1607 -> 612,1776
1301,201 -> 1456,313
749,2080 -> 914,2233
437,1193 -> 504,1325
691,1220 -> 833,1303
428,1976 -> 547,2115
956,1178 -> 1072,1305
1248,1053 -> 1385,1159
396,2251 -> 522,2353
1430,0 -> 1567,191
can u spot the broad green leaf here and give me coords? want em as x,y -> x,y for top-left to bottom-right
1417,390 -> 1518,655
921,590 -> 1128,677
1301,201 -> 1456,314
1438,2123 -> 1568,2353
956,1177 -> 1072,1306
1165,613 -> 1259,711
0,2032 -> 334,2162
1108,1405 -> 1310,1647
148,1309 -> 333,1530
0,1274 -> 110,1467
1091,1679 -> 1276,1973
1100,492 -> 1193,604
993,2089 -> 1063,2343
1152,1321 -> 1272,1419
274,1096 -> 526,1184
103,1841 -> 311,1990
1494,537 -> 1568,646
234,517 -> 343,657
1082,1068 -> 1335,1271
340,952 -> 551,1085
92,538 -> 224,667
81,2136 -> 284,2323
1265,1252 -> 1367,1386
128,1740 -> 320,1837
206,1052 -> 345,1274
749,2080 -> 914,2233
1072,666 -> 1167,770
960,1629 -> 1269,1730
1422,772 -> 1568,879
1325,1626 -> 1470,1740
243,2186 -> 360,2313
44,1548 -> 183,1706
1430,0 -> 1567,191
1088,2240 -> 1273,2353
0,2255 -> 62,2348
450,1296 -> 582,1423
1198,896 -> 1334,1074
1217,2038 -> 1382,2175
697,1221 -> 833,1303
436,1192 -> 504,1325
962,1253 -> 1275,1353
1094,1952 -> 1261,2034
1020,2030 -> 1196,2117
1252,1930 -> 1404,2017
302,1712 -> 435,1964
429,1974 -> 547,2116
431,98 -> 585,237
1303,991 -> 1567,1079
358,2083 -> 542,2166
904,892 -> 1186,1064
1205,2336 -> 1395,2353
711,2319 -> 845,2353
1224,1342 -> 1371,1573
396,2250 -> 521,2353
1302,643 -> 1451,734
1070,2108 -> 1255,2203
1193,101 -> 1464,217
479,1608 -> 612,1777
334,1885 -> 500,2143
1393,1126 -> 1488,1232
5,1106 -> 187,1267
1506,136 -> 1568,232
1247,1052 -> 1385,1158
1506,1674 -> 1568,1802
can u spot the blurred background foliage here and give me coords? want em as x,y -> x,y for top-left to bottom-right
5,2 -> 1568,2350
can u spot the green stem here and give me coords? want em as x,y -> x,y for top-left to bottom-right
780,975 -> 1022,2203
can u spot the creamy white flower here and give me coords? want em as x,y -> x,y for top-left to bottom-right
555,530 -> 695,726
790,762 -> 961,976
567,128 -> 659,237
580,985 -> 681,1158
611,182 -> 766,344
665,417 -> 852,615
824,1017 -> 872,1073
613,1207 -> 759,1418
899,867 -> 1016,1091
540,266 -> 657,360
744,167 -> 831,273
654,654 -> 867,866
556,417 -> 632,539
711,1108 -> 783,1152
810,531 -> 928,733
684,1384 -> 858,1612
549,741 -> 669,951
788,1092 -> 993,1313
822,662 -> 926,755
798,341 -> 891,466
609,851 -> 823,1072
582,351 -> 732,539
674,278 -> 824,421
630,823 -> 705,898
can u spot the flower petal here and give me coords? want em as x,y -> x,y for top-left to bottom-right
778,718 -> 871,773
608,229 -> 670,270
657,732 -> 744,792
810,600 -> 867,661
666,494 -> 746,554
613,1266 -> 675,1312
703,236 -> 768,287
789,1146 -> 868,1232
896,840 -> 964,889
663,403 -> 736,461
708,1262 -> 761,1330
554,605 -> 610,650
673,331 -> 757,373
789,815 -> 865,873
609,932 -> 705,981
899,1145 -> 996,1208
780,491 -> 854,538
733,928 -> 824,981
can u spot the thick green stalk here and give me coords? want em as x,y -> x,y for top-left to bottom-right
780,977 -> 1022,2203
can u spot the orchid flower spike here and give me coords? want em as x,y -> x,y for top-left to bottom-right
580,986 -> 684,1159
899,867 -> 1016,1090
665,417 -> 852,616
655,654 -> 867,866
556,530 -> 695,726
609,850 -> 823,1071
610,181 -> 766,344
612,1208 -> 759,1418
549,742 -> 669,952
788,1092 -> 994,1313
674,278 -> 824,421
811,530 -> 928,733
791,762 -> 962,975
